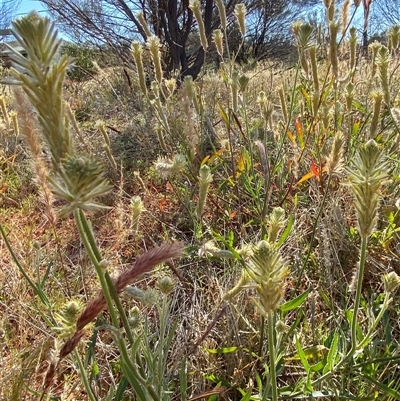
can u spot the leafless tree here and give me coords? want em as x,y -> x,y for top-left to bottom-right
39,0 -> 318,78
0,0 -> 21,30
368,0 -> 400,32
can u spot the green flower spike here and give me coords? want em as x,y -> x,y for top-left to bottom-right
247,240 -> 289,315
49,155 -> 112,216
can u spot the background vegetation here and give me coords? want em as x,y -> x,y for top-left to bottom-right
0,0 -> 400,400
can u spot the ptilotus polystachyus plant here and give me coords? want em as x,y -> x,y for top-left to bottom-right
130,195 -> 145,234
247,240 -> 289,314
234,3 -> 247,37
7,12 -> 73,168
131,41 -> 147,96
348,139 -> 390,239
136,11 -> 152,38
222,207 -> 289,312
147,36 -> 163,84
326,131 -> 345,177
376,45 -> 391,105
347,139 -> 390,294
0,95 -> 10,125
213,29 -> 224,58
42,243 -> 184,393
196,164 -> 213,219
388,25 -> 400,53
190,0 -> 208,51
8,12 -> 112,216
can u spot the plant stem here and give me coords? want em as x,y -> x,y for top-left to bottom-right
74,348 -> 97,401
350,233 -> 368,354
267,311 -> 278,401
73,209 -> 119,328
258,316 -> 265,366
357,291 -> 391,349
104,271 -> 135,345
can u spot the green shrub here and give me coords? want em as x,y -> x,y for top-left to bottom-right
61,41 -> 98,81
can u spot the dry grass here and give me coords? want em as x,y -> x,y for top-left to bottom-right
1,10 -> 400,400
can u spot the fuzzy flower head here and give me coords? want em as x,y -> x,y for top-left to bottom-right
155,154 -> 187,179
189,0 -> 208,50
266,207 -> 287,243
215,0 -> 227,30
136,11 -> 152,38
326,132 -> 345,177
125,286 -> 159,306
156,276 -> 175,295
347,140 -> 390,238
388,25 -> 400,52
234,3 -> 247,36
147,36 -> 163,83
7,13 -> 73,168
292,20 -> 314,50
49,154 -> 112,216
196,164 -> 213,219
213,29 -> 224,57
383,271 -> 400,293
247,240 -> 289,314
54,300 -> 84,339
131,41 -> 147,95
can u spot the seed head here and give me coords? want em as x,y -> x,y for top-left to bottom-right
234,3 -> 247,36
347,140 -> 390,238
247,240 -> 289,314
213,29 -> 224,57
156,276 -> 175,295
215,0 -> 227,30
326,131 -> 345,177
266,207 -> 287,243
383,271 -> 400,293
49,154 -> 112,216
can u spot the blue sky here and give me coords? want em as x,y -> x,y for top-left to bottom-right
16,0 -> 47,16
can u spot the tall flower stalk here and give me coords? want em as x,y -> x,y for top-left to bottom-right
222,208 -> 289,401
347,140 -> 389,353
7,13 -> 112,216
6,13 -> 185,398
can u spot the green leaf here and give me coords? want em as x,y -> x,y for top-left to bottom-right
240,389 -> 253,401
362,375 -> 400,398
310,360 -> 325,372
323,331 -> 338,375
276,214 -> 294,247
39,261 -> 53,288
295,336 -> 310,372
91,360 -> 99,377
207,346 -> 239,354
280,288 -> 311,312
114,377 -> 128,401
280,390 -> 371,399
255,372 -> 262,392
218,102 -> 229,127
120,358 -> 148,401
